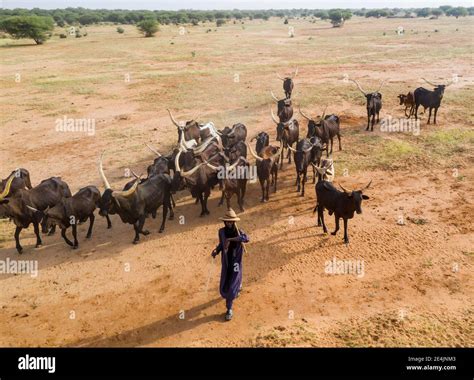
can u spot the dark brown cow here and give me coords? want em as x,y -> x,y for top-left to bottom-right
276,67 -> 298,98
397,91 -> 415,118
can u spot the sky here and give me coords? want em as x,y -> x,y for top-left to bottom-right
2,0 -> 472,10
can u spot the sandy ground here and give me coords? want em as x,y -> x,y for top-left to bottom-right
0,16 -> 473,347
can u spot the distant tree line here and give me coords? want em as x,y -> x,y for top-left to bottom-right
0,6 -> 471,27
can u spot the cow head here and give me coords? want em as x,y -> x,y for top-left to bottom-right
339,181 -> 372,214
397,94 -> 407,105
251,132 -> 269,155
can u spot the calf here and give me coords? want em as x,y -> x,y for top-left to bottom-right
314,180 -> 371,244
397,91 -> 415,118
28,186 -> 101,249
212,156 -> 249,211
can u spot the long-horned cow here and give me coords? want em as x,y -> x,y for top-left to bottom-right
276,67 -> 298,99
0,175 -> 72,253
414,78 -> 453,124
300,106 -> 341,157
27,186 -> 101,249
349,79 -> 386,131
287,137 -> 324,196
98,152 -> 172,244
270,91 -> 293,123
271,108 -> 299,169
247,135 -> 281,202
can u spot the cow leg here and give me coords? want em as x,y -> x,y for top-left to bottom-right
203,189 -> 211,215
343,218 -> 349,244
301,170 -> 307,197
14,227 -> 23,254
138,215 -> 149,235
133,223 -> 140,244
414,104 -> 419,120
168,196 -> 174,220
371,114 -> 375,131
427,108 -> 432,124
366,110 -> 370,131
71,222 -> 78,249
259,179 -> 265,203
330,137 -> 334,155
279,149 -> 284,169
170,193 -> 176,208
433,107 -> 438,124
48,224 -> 56,235
265,179 -> 270,201
218,190 -> 224,206
331,215 -> 340,236
237,190 -> 244,212
273,169 -> 278,192
296,170 -> 301,192
61,228 -> 74,247
41,215 -> 48,234
33,221 -> 42,248
159,204 -> 168,233
86,213 -> 95,239
287,146 -> 291,164
318,206 -> 327,233
338,133 -> 342,151
105,214 -> 112,229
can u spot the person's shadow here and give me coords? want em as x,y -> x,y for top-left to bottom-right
68,297 -> 223,347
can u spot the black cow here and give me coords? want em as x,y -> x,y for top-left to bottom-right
0,175 -> 72,253
398,91 -> 415,118
271,109 -> 299,168
288,137 -> 324,196
98,153 -> 172,244
271,91 -> 293,123
314,180 -> 371,244
218,123 -> 247,148
247,141 -> 281,202
414,78 -> 453,124
276,67 -> 298,98
350,79 -> 385,131
172,145 -> 222,217
0,168 -> 32,218
300,107 -> 341,157
28,186 -> 101,249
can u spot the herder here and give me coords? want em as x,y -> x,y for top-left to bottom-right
211,208 -> 249,321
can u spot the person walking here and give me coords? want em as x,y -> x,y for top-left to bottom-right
211,208 -> 249,321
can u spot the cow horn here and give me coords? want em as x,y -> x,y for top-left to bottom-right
246,142 -> 263,162
175,149 -> 205,177
0,174 -> 14,200
26,205 -> 40,213
287,145 -> 297,152
270,90 -> 279,102
292,67 -> 298,78
302,144 -> 314,153
276,73 -> 284,81
421,78 -> 437,87
98,152 -> 112,190
192,136 -> 215,154
270,108 -> 279,124
349,79 -> 367,96
145,143 -> 161,157
112,179 -> 140,198
131,170 -> 142,179
299,106 -> 312,121
361,180 -> 372,192
320,106 -> 328,121
227,157 -> 241,171
339,183 -> 352,194
167,109 -> 184,128
376,80 -> 386,93
205,161 -> 220,171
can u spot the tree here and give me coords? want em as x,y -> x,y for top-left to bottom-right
314,11 -> 329,20
446,7 -> 468,18
137,19 -> 158,37
431,9 -> 443,17
416,8 -> 431,17
0,15 -> 54,44
328,9 -> 352,27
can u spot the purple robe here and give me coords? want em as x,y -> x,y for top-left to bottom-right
214,227 -> 249,309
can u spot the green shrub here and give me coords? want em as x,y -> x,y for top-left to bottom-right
0,15 -> 54,44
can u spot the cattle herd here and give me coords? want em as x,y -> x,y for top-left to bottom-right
0,71 -> 454,252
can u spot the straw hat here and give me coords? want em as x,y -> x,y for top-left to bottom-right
219,208 -> 240,222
